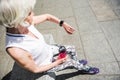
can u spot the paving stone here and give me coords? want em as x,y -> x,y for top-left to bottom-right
108,37 -> 120,61
78,20 -> 102,35
42,0 -> 71,8
89,0 -> 118,21
118,61 -> 120,68
81,32 -> 116,63
74,7 -> 102,35
34,0 -> 72,16
104,0 -> 120,18
34,5 -> 73,19
89,75 -> 120,80
0,55 -> 10,79
100,20 -> 120,39
36,21 -> 57,30
43,34 -> 56,44
100,20 -> 120,61
91,62 -> 120,75
114,9 -> 120,18
0,27 -> 6,53
56,69 -> 90,80
34,0 -> 44,9
33,0 -> 44,15
0,36 -> 6,55
34,6 -> 44,15
110,0 -> 120,9
37,6 -> 74,19
71,0 -> 89,8
0,27 -> 5,38
4,56 -> 14,75
77,49 -> 86,60
37,29 -> 58,44
56,70 -> 120,80
74,7 -> 96,19
67,75 -> 89,80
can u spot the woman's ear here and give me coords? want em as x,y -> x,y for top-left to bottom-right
25,12 -> 34,24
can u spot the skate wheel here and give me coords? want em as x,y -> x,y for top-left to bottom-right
87,67 -> 99,74
79,60 -> 88,65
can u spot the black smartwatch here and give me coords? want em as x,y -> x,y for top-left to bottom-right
59,20 -> 64,26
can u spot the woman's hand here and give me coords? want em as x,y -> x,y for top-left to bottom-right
54,56 -> 67,66
62,22 -> 75,34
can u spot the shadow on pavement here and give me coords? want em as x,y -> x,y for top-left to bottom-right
56,70 -> 90,80
1,63 -> 49,80
2,63 -> 90,80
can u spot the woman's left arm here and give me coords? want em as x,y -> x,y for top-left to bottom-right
33,14 -> 75,34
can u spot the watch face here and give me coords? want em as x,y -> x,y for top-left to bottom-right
60,20 -> 64,26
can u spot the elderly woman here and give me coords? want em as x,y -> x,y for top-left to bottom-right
0,0 -> 99,80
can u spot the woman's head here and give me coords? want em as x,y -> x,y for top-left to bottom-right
0,0 -> 36,28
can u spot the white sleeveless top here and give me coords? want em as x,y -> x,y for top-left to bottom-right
6,25 -> 59,66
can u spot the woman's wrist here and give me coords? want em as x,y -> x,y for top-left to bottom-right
53,61 -> 59,67
59,20 -> 64,27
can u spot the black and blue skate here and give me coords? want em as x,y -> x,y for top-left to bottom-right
79,67 -> 99,74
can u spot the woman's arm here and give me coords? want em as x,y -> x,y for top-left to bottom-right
33,14 -> 60,25
6,47 -> 66,73
33,14 -> 75,34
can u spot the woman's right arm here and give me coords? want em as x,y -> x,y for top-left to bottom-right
6,47 -> 66,73
33,14 -> 75,34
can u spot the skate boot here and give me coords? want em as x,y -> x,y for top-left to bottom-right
78,60 -> 99,74
80,67 -> 99,74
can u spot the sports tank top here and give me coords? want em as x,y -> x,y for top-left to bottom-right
6,25 -> 56,66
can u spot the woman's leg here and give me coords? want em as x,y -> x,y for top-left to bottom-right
48,59 -> 86,72
49,45 -> 99,74
48,45 -> 86,71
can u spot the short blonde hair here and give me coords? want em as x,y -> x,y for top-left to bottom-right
0,0 -> 36,28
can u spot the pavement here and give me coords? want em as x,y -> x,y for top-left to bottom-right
0,0 -> 120,80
